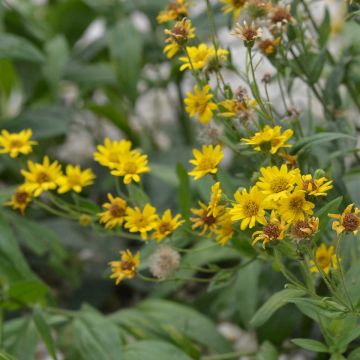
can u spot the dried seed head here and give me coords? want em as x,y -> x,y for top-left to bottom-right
342,212 -> 360,232
149,246 -> 181,280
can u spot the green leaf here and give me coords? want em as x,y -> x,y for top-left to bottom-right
3,106 -> 73,139
250,289 -> 306,328
343,168 -> 360,205
107,18 -> 143,102
318,9 -> 331,48
124,340 -> 192,360
127,183 -> 150,207
292,338 -> 329,353
33,305 -> 57,360
0,60 -> 17,98
0,34 -> 44,63
176,163 -> 191,219
309,49 -> 327,84
290,133 -> 356,155
348,347 -> 360,360
256,341 -> 278,360
137,299 -> 231,353
0,352 -> 17,360
73,306 -> 122,360
8,280 -> 48,307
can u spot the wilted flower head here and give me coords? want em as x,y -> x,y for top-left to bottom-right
232,21 -> 262,47
246,0 -> 271,19
157,0 -> 189,24
290,217 -> 319,241
149,246 -> 180,280
258,38 -> 280,56
269,4 -> 294,34
164,18 -> 195,45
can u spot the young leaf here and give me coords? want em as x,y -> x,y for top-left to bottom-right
292,338 -> 329,353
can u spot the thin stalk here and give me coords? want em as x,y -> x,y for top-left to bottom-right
202,351 -> 256,360
34,200 -> 76,219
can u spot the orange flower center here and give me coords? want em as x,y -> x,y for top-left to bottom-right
243,200 -> 259,217
110,204 -> 125,218
37,172 -> 50,183
289,196 -> 304,212
15,191 -> 29,204
342,212 -> 360,232
263,223 -> 281,239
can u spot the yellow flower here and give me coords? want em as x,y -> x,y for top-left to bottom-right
179,44 -> 228,71
79,214 -> 91,227
157,0 -> 189,24
218,98 -> 257,117
57,165 -> 95,194
290,217 -> 319,241
184,85 -> 217,125
111,150 -> 150,184
152,209 -> 184,241
208,181 -> 222,217
256,164 -> 299,202
5,185 -> 32,215
98,194 -> 127,229
0,129 -> 37,158
252,211 -> 287,248
93,138 -> 132,169
258,38 -> 281,56
164,42 -> 181,59
296,174 -> 333,197
190,201 -> 222,236
278,190 -> 314,223
221,0 -> 247,18
230,186 -> 267,230
241,125 -> 293,154
124,204 -> 158,240
109,250 -> 140,285
21,156 -> 63,197
214,211 -> 234,246
329,204 -> 360,235
188,144 -> 224,180
309,244 -> 337,274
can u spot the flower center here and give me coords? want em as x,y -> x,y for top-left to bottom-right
270,176 -> 289,193
123,161 -> 138,174
198,156 -> 214,170
243,200 -> 259,217
303,179 -> 317,192
37,172 -> 50,183
272,8 -> 292,24
15,191 -> 29,204
158,222 -> 172,234
317,254 -> 329,268
120,260 -> 135,272
110,204 -> 125,218
233,0 -> 246,7
291,220 -> 309,239
10,139 -> 24,148
289,196 -> 304,212
201,212 -> 216,225
263,223 -> 281,239
342,213 -> 360,232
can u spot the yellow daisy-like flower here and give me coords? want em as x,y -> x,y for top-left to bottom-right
109,250 -> 140,285
230,186 -> 267,230
98,194 -> 127,229
214,211 -> 234,246
57,165 -> 95,194
184,85 -> 217,125
309,244 -> 337,275
241,125 -> 293,154
124,204 -> 158,240
5,185 -> 32,215
278,190 -> 314,223
152,209 -> 184,241
111,150 -> 150,184
21,156 -> 63,197
208,181 -> 222,217
256,164 -> 299,202
0,129 -> 37,158
296,174 -> 333,197
252,211 -> 287,248
218,98 -> 257,117
179,44 -> 228,71
221,0 -> 247,18
157,0 -> 189,24
190,201 -> 222,236
188,144 -> 224,180
329,204 -> 360,235
93,138 -> 132,170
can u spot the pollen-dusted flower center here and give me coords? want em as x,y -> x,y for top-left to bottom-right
122,161 -> 138,174
270,176 -> 289,193
37,172 -> 50,183
233,0 -> 246,7
303,179 -> 317,192
243,200 -> 259,217
342,212 -> 360,232
120,260 -> 135,272
15,191 -> 29,204
158,222 -> 172,234
201,212 -> 216,225
110,204 -> 125,218
291,220 -> 309,239
289,196 -> 304,212
10,139 -> 24,148
272,8 -> 292,24
242,28 -> 258,42
263,223 -> 281,239
198,156 -> 215,170
193,99 -> 208,114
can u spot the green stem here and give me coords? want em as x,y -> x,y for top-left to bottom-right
34,199 -> 76,219
202,351 -> 256,360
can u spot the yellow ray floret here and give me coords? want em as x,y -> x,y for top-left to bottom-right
5,185 -> 32,215
0,129 -> 37,158
57,165 -> 95,194
109,250 -> 140,285
152,209 -> 184,241
309,244 -> 337,275
98,193 -> 127,229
